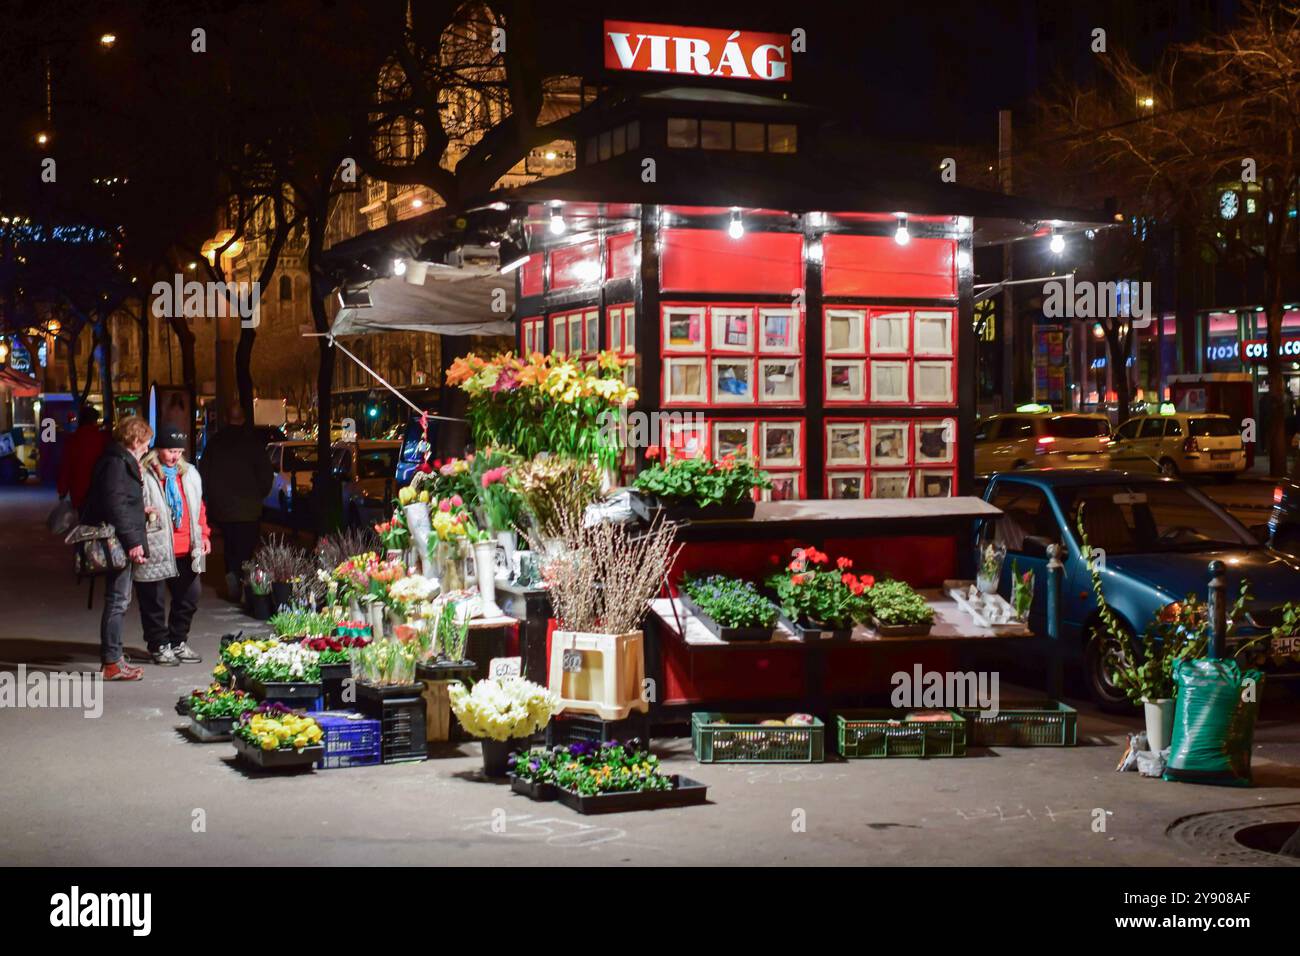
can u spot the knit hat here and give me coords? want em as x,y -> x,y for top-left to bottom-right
155,427 -> 188,450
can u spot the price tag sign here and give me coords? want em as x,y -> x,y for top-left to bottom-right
561,650 -> 583,673
489,656 -> 522,679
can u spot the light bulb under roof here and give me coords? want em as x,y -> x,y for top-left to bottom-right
1049,230 -> 1065,254
894,215 -> 910,246
548,205 -> 566,235
728,208 -> 744,240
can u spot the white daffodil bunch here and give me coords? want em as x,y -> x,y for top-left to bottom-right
448,677 -> 560,741
244,640 -> 321,682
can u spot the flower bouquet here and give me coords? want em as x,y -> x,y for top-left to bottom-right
374,512 -> 411,556
242,640 -> 322,704
232,702 -> 325,769
449,676 -> 560,776
187,683 -> 258,741
1010,560 -> 1034,622
766,548 -> 873,640
631,446 -> 771,521
446,351 -> 636,471
976,541 -> 1006,594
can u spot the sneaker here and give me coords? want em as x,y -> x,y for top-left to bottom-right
102,659 -> 144,681
150,646 -> 179,666
171,642 -> 202,664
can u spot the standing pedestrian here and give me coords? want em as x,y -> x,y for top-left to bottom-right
136,428 -> 210,666
57,404 -> 110,510
82,416 -> 152,681
199,404 -> 273,601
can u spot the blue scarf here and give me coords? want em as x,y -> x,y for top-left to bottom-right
161,464 -> 184,531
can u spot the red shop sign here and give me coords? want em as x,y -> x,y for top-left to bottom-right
603,21 -> 792,82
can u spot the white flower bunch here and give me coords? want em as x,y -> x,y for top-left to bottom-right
245,641 -> 320,680
388,575 -> 437,605
448,677 -> 560,741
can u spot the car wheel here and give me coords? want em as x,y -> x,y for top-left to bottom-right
1158,458 -> 1179,477
1084,620 -> 1134,713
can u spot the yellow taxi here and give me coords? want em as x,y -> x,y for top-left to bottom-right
1108,411 -> 1245,479
974,410 -> 1112,476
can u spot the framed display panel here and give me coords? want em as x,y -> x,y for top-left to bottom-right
585,310 -> 600,354
827,472 -> 865,500
664,416 -> 708,459
759,420 -> 802,468
868,360 -> 909,404
662,305 -> 706,353
824,308 -> 866,354
568,313 -> 584,357
758,308 -> 801,353
711,358 -> 755,404
869,421 -> 911,466
914,418 -> 956,464
608,303 -> 635,357
550,314 -> 567,356
663,357 -> 708,404
711,420 -> 757,460
913,309 -> 956,357
915,469 -> 956,498
871,470 -> 913,500
762,471 -> 804,501
660,302 -> 805,408
913,360 -> 955,405
869,309 -> 911,355
826,360 -> 866,404
825,422 -> 866,466
520,316 -> 544,357
711,306 -> 755,352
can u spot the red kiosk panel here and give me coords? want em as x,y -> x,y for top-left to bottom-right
661,228 -> 803,294
823,235 -> 957,299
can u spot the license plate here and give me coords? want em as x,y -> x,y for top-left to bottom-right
1211,451 -> 1231,460
1271,636 -> 1300,657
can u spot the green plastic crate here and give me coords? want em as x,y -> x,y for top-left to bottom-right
959,701 -> 1078,747
834,710 -> 967,758
692,712 -> 825,763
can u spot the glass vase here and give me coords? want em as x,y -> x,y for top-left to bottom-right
976,542 -> 1007,594
436,539 -> 470,596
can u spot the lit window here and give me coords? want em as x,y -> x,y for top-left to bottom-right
768,124 -> 797,153
667,117 -> 699,148
700,120 -> 732,150
735,122 -> 765,152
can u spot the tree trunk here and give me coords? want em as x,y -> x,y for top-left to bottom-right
97,319 -> 116,429
168,316 -> 196,389
307,210 -> 340,533
236,325 -> 256,423
1105,324 -> 1132,424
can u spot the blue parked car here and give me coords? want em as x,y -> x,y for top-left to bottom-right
979,470 -> 1300,710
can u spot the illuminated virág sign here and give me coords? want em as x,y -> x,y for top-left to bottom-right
604,21 -> 791,82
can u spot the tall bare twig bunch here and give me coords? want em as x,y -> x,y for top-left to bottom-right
542,509 -> 679,635
254,534 -> 311,584
316,526 -> 381,570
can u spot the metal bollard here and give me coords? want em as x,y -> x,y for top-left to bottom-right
1207,559 -> 1227,660
1046,543 -> 1064,699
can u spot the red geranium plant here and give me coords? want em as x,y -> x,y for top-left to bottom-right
766,547 -> 874,629
633,445 -> 771,507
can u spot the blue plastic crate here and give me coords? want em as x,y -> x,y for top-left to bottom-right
308,710 -> 381,769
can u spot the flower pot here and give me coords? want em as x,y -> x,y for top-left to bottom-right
480,736 -> 528,778
250,593 -> 272,620
629,491 -> 755,524
1142,697 -> 1176,752
270,582 -> 293,613
403,502 -> 434,576
367,601 -> 385,641
475,540 -> 504,617
436,539 -> 471,595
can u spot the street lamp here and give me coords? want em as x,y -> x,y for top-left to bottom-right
100,33 -> 117,49
36,131 -> 48,146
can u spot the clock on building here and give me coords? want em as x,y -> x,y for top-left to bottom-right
1219,190 -> 1240,220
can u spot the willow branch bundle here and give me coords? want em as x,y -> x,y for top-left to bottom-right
542,509 -> 680,635
254,534 -> 311,583
316,526 -> 381,570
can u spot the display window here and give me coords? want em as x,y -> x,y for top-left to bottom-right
660,302 -> 804,408
520,316 -> 545,357
607,303 -> 636,390
824,417 -> 957,500
821,306 -> 958,408
549,308 -> 599,359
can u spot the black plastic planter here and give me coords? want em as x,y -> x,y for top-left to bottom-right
508,773 -> 559,802
247,678 -> 323,706
869,617 -> 934,638
677,592 -> 775,642
480,736 -> 529,778
270,582 -> 293,613
249,593 -> 271,620
319,662 -> 351,709
555,775 -> 709,814
629,492 -> 756,524
232,735 -> 323,770
189,715 -> 235,742
776,611 -> 853,642
415,659 -> 477,684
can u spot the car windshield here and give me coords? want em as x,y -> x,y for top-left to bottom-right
1058,482 -> 1257,555
355,449 -> 397,478
1043,417 -> 1109,438
1188,418 -> 1237,438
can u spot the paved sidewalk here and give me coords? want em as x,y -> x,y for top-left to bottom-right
1,484 -> 1298,866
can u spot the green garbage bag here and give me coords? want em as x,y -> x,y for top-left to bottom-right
1164,658 -> 1263,787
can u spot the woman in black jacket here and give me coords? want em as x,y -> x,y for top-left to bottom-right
83,416 -> 154,680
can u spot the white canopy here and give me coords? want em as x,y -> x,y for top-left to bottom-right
331,260 -> 516,337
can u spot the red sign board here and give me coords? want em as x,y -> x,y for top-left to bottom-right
603,21 -> 791,82
1241,337 -> 1300,362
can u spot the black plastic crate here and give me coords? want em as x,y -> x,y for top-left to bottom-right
356,682 -> 428,763
319,663 -> 351,710
546,711 -> 652,752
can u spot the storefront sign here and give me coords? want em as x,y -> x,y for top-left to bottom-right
1241,337 -> 1300,362
1205,342 -> 1239,363
604,21 -> 791,82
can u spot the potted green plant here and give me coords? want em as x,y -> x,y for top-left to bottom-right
187,683 -> 258,741
678,574 -> 778,641
631,447 -> 771,521
765,547 -> 873,640
867,579 -> 936,637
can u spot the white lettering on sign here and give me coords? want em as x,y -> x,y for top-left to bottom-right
1241,337 -> 1300,362
604,21 -> 790,82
